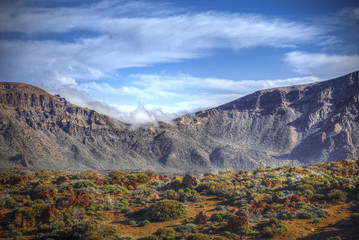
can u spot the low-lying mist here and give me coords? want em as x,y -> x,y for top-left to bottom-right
44,84 -> 190,128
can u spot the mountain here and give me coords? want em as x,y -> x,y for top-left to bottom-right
0,71 -> 358,171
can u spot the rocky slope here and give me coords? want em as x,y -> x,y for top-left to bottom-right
0,71 -> 358,171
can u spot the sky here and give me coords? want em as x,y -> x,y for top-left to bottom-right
0,0 -> 359,123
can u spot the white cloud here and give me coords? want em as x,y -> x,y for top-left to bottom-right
0,1 -> 329,84
130,73 -> 321,95
73,73 -> 320,112
285,51 -> 359,79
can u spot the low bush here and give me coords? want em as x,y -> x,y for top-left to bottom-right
149,200 -> 187,221
73,180 -> 95,189
187,233 -> 211,240
327,190 -> 347,203
262,224 -> 288,237
139,220 -> 150,226
70,220 -> 117,240
239,227 -> 259,236
313,219 -> 322,223
297,211 -> 313,219
127,173 -> 150,184
116,236 -> 135,240
146,228 -> 178,240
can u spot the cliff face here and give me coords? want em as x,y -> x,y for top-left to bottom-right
0,71 -> 358,171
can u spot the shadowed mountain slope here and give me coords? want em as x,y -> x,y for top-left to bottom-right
0,71 -> 358,171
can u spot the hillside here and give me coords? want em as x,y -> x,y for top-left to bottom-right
0,71 -> 358,171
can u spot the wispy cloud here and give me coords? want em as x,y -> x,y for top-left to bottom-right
284,51 -> 359,78
71,73 -> 321,112
0,1 -> 330,84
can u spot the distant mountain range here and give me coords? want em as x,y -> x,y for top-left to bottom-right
0,71 -> 358,171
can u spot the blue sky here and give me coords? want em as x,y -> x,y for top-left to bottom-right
0,0 -> 358,122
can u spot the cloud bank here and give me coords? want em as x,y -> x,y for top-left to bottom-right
285,51 -> 359,79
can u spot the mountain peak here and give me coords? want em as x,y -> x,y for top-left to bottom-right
213,71 -> 359,112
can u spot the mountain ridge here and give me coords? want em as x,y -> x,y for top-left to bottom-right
0,71 -> 358,171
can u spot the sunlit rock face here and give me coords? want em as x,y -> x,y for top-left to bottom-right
0,71 -> 358,171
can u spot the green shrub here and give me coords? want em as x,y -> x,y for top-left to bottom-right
102,185 -> 122,194
116,236 -> 135,240
139,220 -> 150,226
128,220 -> 136,225
327,190 -> 347,203
239,227 -> 259,236
313,219 -> 322,223
177,223 -> 196,233
108,170 -> 125,180
147,228 -> 178,240
210,213 -> 223,222
297,211 -> 313,219
127,173 -> 150,184
298,184 -> 314,192
328,222 -> 336,227
149,200 -> 187,221
187,233 -> 211,240
70,220 -> 117,239
262,224 -> 288,238
326,236 -> 342,240
118,199 -> 129,208
71,220 -> 98,239
14,236 -> 27,240
276,224 -> 288,233
73,180 -> 95,188
104,204 -> 114,210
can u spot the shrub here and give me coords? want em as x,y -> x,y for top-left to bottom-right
73,180 -> 95,189
70,220 -> 117,239
326,237 -> 342,240
147,228 -> 178,240
262,224 -> 288,237
177,223 -> 196,233
239,227 -> 259,236
127,173 -> 150,184
118,199 -> 129,208
327,190 -> 347,203
14,237 -> 27,240
71,220 -> 98,239
298,184 -> 315,192
276,224 -> 288,233
128,220 -> 136,225
187,233 -> 211,240
313,219 -> 322,223
102,185 -> 122,194
297,211 -> 313,219
149,200 -> 187,221
116,236 -> 135,240
210,213 -> 223,222
139,220 -> 150,226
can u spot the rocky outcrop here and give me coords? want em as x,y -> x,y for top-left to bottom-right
0,71 -> 358,171
182,174 -> 199,188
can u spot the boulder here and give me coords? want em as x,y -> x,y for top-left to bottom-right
182,174 -> 199,188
